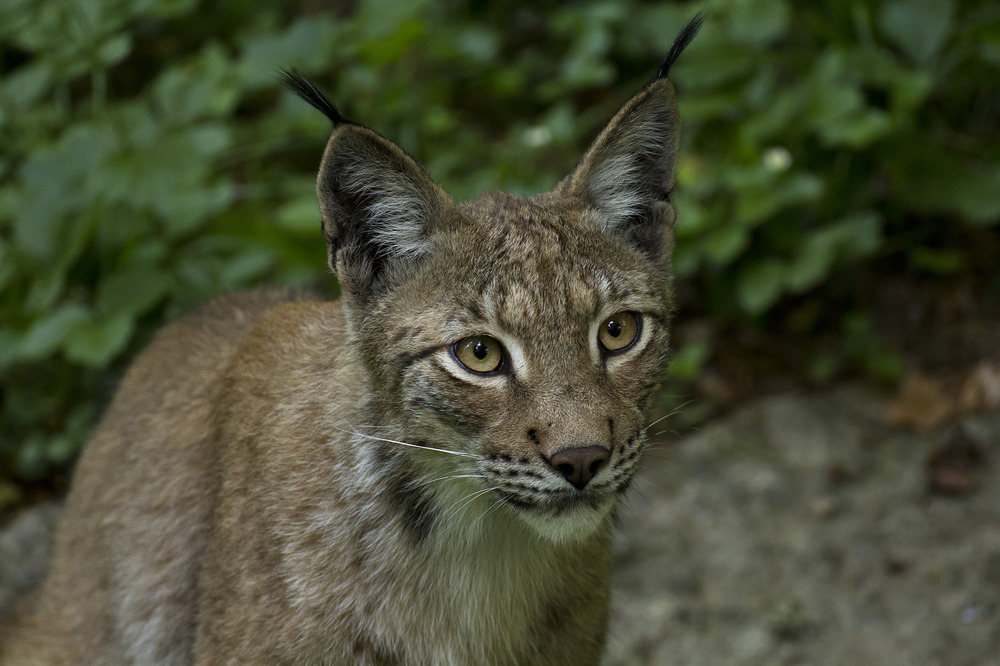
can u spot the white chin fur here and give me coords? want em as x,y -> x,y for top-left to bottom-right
516,497 -> 615,544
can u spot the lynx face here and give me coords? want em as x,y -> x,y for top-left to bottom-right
286,49 -> 682,543
354,193 -> 672,542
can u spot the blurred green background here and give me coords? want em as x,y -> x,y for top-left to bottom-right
1,0 -> 998,483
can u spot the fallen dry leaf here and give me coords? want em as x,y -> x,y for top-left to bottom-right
885,372 -> 956,430
959,361 -> 1000,413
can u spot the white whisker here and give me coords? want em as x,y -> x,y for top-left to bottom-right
334,424 -> 477,459
642,399 -> 696,433
434,486 -> 498,525
454,487 -> 496,513
631,475 -> 659,494
414,473 -> 485,490
472,496 -> 509,528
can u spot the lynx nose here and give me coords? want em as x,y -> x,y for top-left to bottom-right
549,446 -> 610,490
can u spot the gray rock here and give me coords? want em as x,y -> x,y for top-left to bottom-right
0,502 -> 61,618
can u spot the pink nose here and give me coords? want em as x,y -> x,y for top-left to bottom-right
548,446 -> 609,490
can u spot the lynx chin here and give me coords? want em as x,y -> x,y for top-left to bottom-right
0,16 -> 702,666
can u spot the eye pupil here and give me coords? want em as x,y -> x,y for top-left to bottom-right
454,336 -> 503,374
598,311 -> 640,353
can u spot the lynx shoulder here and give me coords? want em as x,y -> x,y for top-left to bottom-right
0,17 -> 701,666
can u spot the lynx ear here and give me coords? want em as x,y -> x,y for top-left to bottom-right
558,15 -> 702,264
281,70 -> 455,304
315,125 -> 455,302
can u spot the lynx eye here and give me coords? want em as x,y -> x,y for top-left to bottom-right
453,336 -> 503,373
598,312 -> 640,352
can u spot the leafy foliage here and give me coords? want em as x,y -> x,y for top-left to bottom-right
672,0 -> 999,315
1,0 -> 997,480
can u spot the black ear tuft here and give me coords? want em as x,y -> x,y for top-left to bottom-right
655,13 -> 704,80
278,69 -> 348,125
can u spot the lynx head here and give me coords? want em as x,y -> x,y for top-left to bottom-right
283,16 -> 701,543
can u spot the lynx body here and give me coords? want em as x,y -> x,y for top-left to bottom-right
0,18 -> 701,665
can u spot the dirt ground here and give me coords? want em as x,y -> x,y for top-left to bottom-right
605,384 -> 1000,666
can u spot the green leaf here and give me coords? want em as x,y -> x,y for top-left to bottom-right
456,27 -> 499,62
96,33 -> 132,68
240,18 -> 335,87
830,212 -> 882,258
95,263 -> 173,318
153,46 -> 240,123
823,109 -> 893,147
879,0 -> 956,65
735,172 -> 823,227
738,258 -> 786,315
888,146 -> 1000,225
0,239 -> 14,292
787,212 -> 882,293
668,340 -> 712,380
726,0 -> 789,45
11,304 -> 90,363
702,226 -> 749,265
786,236 -> 836,293
218,247 -> 274,287
0,62 -> 52,115
277,196 -> 321,233
24,272 -> 67,315
64,312 -> 133,366
14,436 -> 50,481
14,125 -> 114,260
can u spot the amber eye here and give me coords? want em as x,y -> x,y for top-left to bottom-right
453,336 -> 504,373
598,312 -> 640,352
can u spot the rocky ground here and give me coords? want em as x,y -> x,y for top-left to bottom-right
605,383 -> 1000,666
0,502 -> 59,615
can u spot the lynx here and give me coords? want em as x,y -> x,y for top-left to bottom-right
0,17 -> 701,665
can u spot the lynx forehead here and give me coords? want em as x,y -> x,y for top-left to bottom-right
384,193 -> 668,355
460,193 -> 666,320
0,15 -> 702,666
